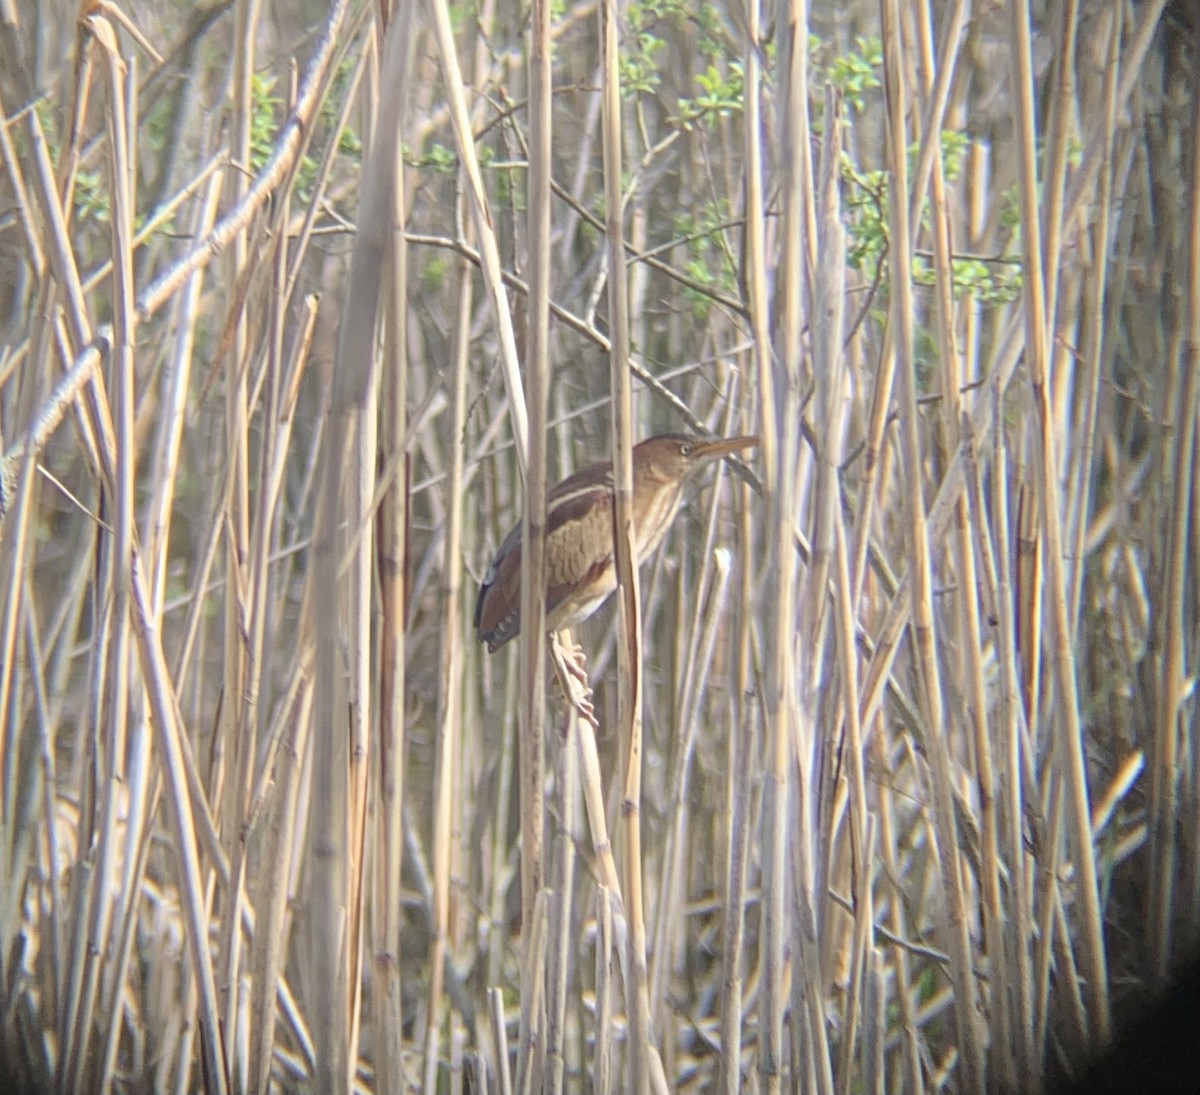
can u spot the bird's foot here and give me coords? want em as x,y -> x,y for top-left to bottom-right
551,630 -> 599,732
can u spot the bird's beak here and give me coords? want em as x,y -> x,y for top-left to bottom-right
690,435 -> 759,463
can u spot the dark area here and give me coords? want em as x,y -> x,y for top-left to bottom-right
1042,954 -> 1200,1095
0,1053 -> 36,1095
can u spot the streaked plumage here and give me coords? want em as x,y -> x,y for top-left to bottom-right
474,433 -> 757,652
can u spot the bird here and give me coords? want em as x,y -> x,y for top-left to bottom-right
474,433 -> 758,653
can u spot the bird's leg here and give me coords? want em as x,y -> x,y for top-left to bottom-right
549,629 -> 598,731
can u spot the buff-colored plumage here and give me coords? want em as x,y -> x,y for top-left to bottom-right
474,434 -> 757,652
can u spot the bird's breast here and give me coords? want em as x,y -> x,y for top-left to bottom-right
632,484 -> 684,563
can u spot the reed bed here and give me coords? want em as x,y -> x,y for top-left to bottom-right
0,0 -> 1196,1092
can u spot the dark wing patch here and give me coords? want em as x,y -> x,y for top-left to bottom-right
475,526 -> 523,652
543,479 -> 615,625
475,454 -> 616,651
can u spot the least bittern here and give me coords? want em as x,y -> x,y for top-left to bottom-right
474,433 -> 758,653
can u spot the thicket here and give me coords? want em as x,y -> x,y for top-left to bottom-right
0,1 -> 1197,1093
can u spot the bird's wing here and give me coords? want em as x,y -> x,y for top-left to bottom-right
474,521 -> 523,651
474,456 -> 615,651
543,477 -> 615,621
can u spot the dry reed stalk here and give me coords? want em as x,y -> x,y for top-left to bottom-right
0,92 -> 59,1078
327,25 -> 385,1066
50,26 -> 161,1093
423,522 -> 457,1095
488,984 -> 512,1095
422,126 -> 477,1095
96,729 -> 152,1095
345,292 -> 376,1095
216,0 -> 258,1074
972,407 -> 1037,1085
1066,8 -> 1120,632
831,503 -> 871,1085
906,0 -> 969,237
74,150 -> 223,293
744,0 -> 785,1091
369,32 -> 417,1075
484,651 -> 520,990
809,84 -> 853,1095
136,0 -> 351,321
1180,57 -> 1200,956
1041,0 -> 1079,345
518,888 -> 550,1095
3,100 -> 115,759
374,161 -> 409,1081
546,712 -> 580,1095
513,0 -> 553,1084
589,885 -> 613,1095
597,0 -> 654,1090
717,454 -> 758,1092
881,0 -> 983,1090
310,6 -> 415,1090
130,567 -> 229,1095
424,0 -> 528,470
716,722 -> 752,1085
546,643 -> 624,945
913,0 -> 1015,1083
648,545 -> 732,1027
22,616 -> 61,1086
1148,60 -> 1200,981
141,172 -> 222,609
1008,0 -> 1111,1047
250,677 -> 315,1095
92,49 -> 150,1093
423,113 -> 474,1095
873,728 -> 925,1094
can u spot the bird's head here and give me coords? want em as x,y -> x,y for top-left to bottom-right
632,433 -> 759,485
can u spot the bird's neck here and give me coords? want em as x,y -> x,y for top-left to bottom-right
632,479 -> 686,563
